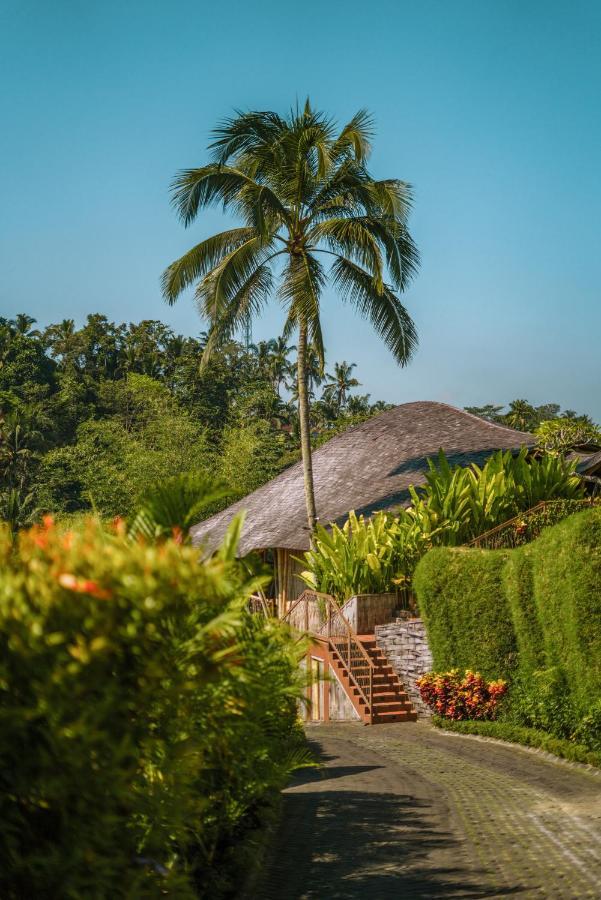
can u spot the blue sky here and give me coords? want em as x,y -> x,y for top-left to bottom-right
1,0 -> 600,418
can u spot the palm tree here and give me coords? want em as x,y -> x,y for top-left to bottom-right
505,399 -> 538,432
322,361 -> 361,410
162,102 -> 419,532
12,314 -> 40,338
269,336 -> 295,397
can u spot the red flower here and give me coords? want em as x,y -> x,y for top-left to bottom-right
58,573 -> 112,600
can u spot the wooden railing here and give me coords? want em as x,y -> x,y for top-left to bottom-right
467,498 -> 599,550
282,590 -> 375,723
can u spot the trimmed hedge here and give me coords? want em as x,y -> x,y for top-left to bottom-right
416,508 -> 601,751
530,509 -> 601,717
503,546 -> 543,678
413,547 -> 516,680
432,717 -> 601,769
0,518 -> 307,898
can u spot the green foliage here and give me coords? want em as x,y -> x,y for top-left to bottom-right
0,516 -> 307,898
128,472 -> 230,542
465,398 -> 598,437
298,509 -> 427,602
431,718 -> 601,769
535,417 -> 601,452
528,509 -> 601,718
414,548 -> 517,680
218,419 -> 288,499
1,310 -> 390,524
408,448 -> 583,546
415,508 -> 601,752
300,449 -> 583,603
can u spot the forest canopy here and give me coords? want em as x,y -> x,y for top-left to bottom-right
1,313 -> 597,530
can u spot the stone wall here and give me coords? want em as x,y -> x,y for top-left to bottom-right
375,617 -> 433,717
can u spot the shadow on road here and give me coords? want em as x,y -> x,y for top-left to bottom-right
257,787 -> 524,899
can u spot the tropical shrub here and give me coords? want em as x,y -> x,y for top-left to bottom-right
300,449 -> 583,603
297,510 -> 430,602
407,448 -> 583,546
0,515 -> 307,898
417,670 -> 507,720
535,417 -> 601,453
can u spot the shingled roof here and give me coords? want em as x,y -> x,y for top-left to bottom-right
191,401 -> 535,554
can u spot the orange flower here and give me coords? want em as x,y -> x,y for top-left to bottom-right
58,573 -> 112,600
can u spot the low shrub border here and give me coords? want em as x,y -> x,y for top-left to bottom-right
432,717 -> 601,769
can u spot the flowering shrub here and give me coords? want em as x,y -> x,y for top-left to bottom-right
0,515 -> 307,898
417,670 -> 507,720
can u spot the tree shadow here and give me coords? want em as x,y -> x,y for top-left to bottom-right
258,787 -> 525,899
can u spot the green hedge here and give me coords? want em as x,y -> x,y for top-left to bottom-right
530,509 -> 601,717
432,717 -> 601,768
0,518 -> 306,898
503,546 -> 544,678
415,508 -> 601,751
413,547 -> 516,680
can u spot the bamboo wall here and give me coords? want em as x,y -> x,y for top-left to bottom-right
274,548 -> 307,616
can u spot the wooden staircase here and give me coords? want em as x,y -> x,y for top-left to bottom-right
329,635 -> 417,725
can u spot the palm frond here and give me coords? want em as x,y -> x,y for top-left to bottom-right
200,262 -> 275,365
331,257 -> 417,366
309,217 -> 384,287
161,227 -> 257,304
330,109 -> 374,163
209,110 -> 287,165
129,473 -> 230,542
170,165 -> 289,227
279,253 -> 326,365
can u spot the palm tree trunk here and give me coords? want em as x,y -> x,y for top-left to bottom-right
297,317 -> 317,535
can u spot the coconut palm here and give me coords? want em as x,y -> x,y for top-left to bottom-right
269,336 -> 295,396
162,102 -> 419,532
505,399 -> 538,432
322,361 -> 361,410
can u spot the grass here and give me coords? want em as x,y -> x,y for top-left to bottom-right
432,717 -> 601,769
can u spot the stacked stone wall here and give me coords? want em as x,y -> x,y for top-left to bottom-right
375,617 -> 433,717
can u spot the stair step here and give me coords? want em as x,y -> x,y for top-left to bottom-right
326,635 -> 417,726
371,710 -> 418,723
371,701 -> 413,712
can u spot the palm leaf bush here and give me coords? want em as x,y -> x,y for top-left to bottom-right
300,449 -> 584,601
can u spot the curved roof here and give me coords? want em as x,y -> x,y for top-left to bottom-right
191,401 -> 535,554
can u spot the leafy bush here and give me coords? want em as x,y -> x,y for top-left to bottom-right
414,547 -> 517,680
417,670 -> 507,720
529,508 -> 601,718
573,700 -> 601,752
299,449 -> 582,603
506,669 -> 576,739
407,448 -> 583,546
535,417 -> 601,453
298,509 -> 429,602
0,516 -> 307,898
431,718 -> 601,768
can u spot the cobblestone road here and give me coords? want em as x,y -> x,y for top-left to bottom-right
256,722 -> 601,899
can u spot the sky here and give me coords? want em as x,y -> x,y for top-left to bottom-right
1,0 -> 600,418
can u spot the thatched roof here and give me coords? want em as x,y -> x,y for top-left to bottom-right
578,450 -> 601,476
192,401 -> 535,554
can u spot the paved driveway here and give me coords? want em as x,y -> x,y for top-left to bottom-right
257,722 -> 601,899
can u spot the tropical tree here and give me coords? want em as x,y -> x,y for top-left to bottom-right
269,335 -> 295,396
162,101 -> 419,532
322,360 -> 360,410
